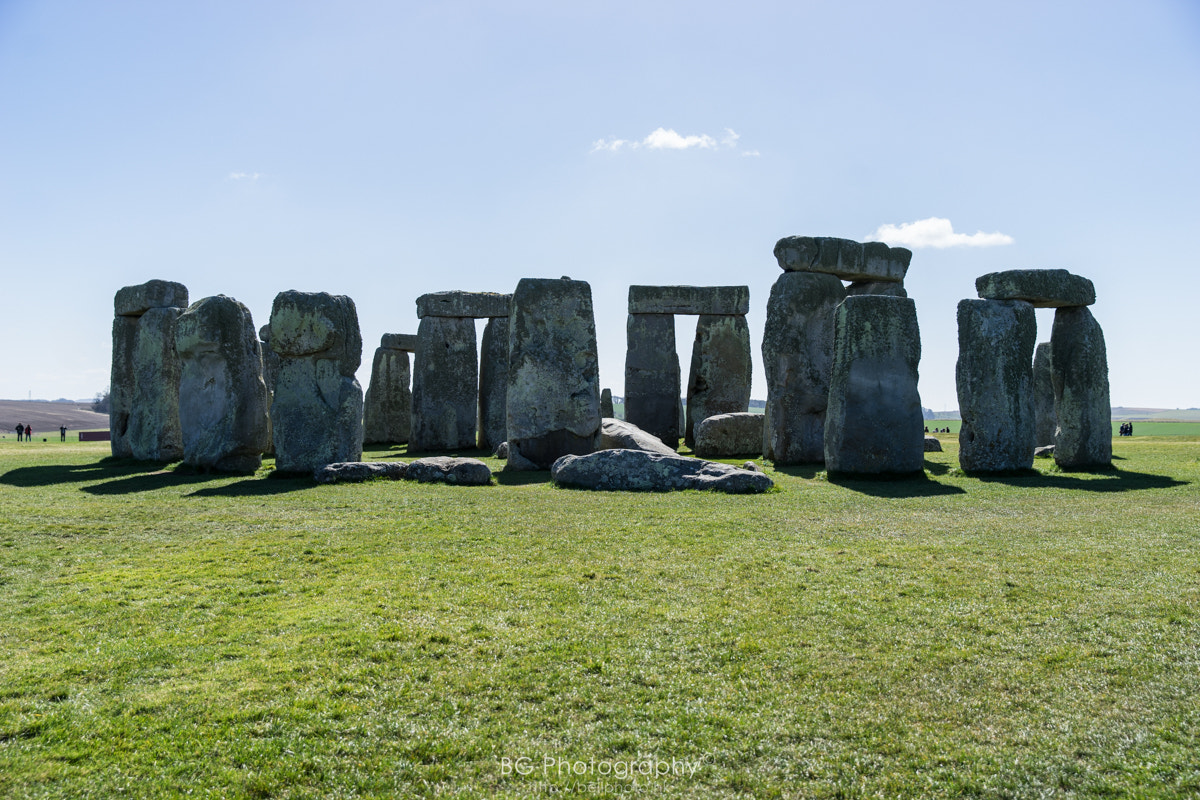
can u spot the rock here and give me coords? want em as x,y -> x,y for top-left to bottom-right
600,388 -> 614,419
259,323 -> 280,456
477,316 -> 509,452
694,412 -> 764,458
624,313 -> 681,447
109,316 -> 139,458
506,277 -> 601,469
924,435 -> 943,452
598,418 -> 677,456
380,333 -> 419,352
774,237 -> 911,283
175,295 -> 270,472
314,461 -> 408,484
406,456 -> 492,485
1032,342 -> 1057,447
956,299 -> 1036,472
362,346 -> 412,445
975,269 -> 1096,308
410,315 -> 478,451
550,449 -> 773,493
114,279 -> 189,317
846,281 -> 907,297
1050,306 -> 1111,468
742,461 -> 762,472
269,291 -> 364,474
1034,444 -> 1055,458
494,441 -> 509,459
685,314 -> 752,448
416,291 -> 511,319
761,271 -> 846,465
824,296 -> 924,475
627,285 -> 750,315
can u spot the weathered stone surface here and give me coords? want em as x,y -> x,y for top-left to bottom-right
410,316 -> 478,451
1034,444 -> 1055,458
624,314 -> 680,447
380,333 -> 419,352
956,299 -> 1036,472
114,279 -> 189,317
825,296 -> 924,475
742,461 -> 762,472
847,281 -> 907,298
975,269 -> 1096,308
314,461 -> 408,484
598,418 -> 677,456
924,435 -> 943,452
122,307 -> 186,462
550,449 -> 772,493
269,291 -> 364,474
259,324 -> 280,457
761,272 -> 846,465
494,441 -> 509,459
774,237 -> 911,283
478,316 -> 509,452
1050,306 -> 1111,468
416,291 -> 511,319
109,316 -> 139,458
694,412 -> 764,458
362,347 -> 412,445
600,388 -> 614,419
685,315 -> 752,448
628,285 -> 750,316
406,456 -> 492,485
175,296 -> 270,472
1032,342 -> 1057,447
506,278 -> 601,470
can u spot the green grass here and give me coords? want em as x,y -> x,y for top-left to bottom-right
1,437 -> 1199,797
923,420 -> 1200,437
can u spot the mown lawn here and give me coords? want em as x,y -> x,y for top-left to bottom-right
1,436 -> 1198,798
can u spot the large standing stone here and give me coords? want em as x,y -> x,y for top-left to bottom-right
824,296 -> 924,475
624,313 -> 680,446
506,277 -> 601,470
1032,342 -> 1056,448
109,315 -> 139,458
362,336 -> 413,445
410,316 -> 478,451
761,271 -> 846,464
269,291 -> 363,474
774,237 -> 911,283
955,299 -> 1036,472
600,388 -> 614,419
259,324 -> 281,456
976,269 -> 1096,308
477,316 -> 509,452
175,295 -> 270,472
1050,306 -> 1111,469
685,315 -> 752,448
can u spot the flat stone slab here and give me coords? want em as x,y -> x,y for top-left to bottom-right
315,462 -> 409,484
924,435 -> 943,452
1034,445 -> 1055,458
694,412 -> 764,458
416,291 -> 512,319
975,269 -> 1095,307
774,237 -> 911,283
380,333 -> 419,351
115,280 -> 189,317
406,456 -> 492,485
550,449 -> 772,494
598,418 -> 678,456
628,285 -> 750,316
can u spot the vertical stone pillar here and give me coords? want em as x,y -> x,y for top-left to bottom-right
363,334 -> 414,445
259,324 -> 280,456
1050,306 -> 1111,469
478,317 -> 509,452
410,316 -> 478,451
110,316 -> 139,458
685,314 -> 752,448
624,313 -> 680,446
1032,342 -> 1056,448
600,388 -> 614,419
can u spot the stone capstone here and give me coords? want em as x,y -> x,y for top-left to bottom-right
1032,342 -> 1057,447
114,279 -> 189,317
406,456 -> 492,485
598,418 -> 678,456
975,269 -> 1096,308
846,281 -> 907,298
416,291 -> 511,319
694,412 -> 765,458
478,316 -> 509,452
1050,306 -> 1111,469
410,316 -> 478,451
270,290 -> 362,373
314,461 -> 408,484
685,314 -> 752,448
362,347 -> 412,445
627,285 -> 750,316
380,333 -> 419,352
624,313 -> 681,446
550,449 -> 773,494
774,237 -> 911,283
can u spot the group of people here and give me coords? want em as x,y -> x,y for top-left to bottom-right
11,424 -> 69,442
924,426 -> 952,434
1118,422 -> 1135,437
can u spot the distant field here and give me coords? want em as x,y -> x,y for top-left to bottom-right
926,420 -> 1200,438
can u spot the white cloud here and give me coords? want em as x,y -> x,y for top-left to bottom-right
227,171 -> 262,181
866,217 -> 1014,248
590,127 -> 753,154
643,127 -> 717,150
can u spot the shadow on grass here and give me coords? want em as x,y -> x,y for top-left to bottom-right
1,458 -> 170,488
770,464 -> 823,480
493,468 -> 554,487
827,471 -> 967,498
974,467 -> 1187,493
81,470 -> 217,495
186,477 -> 316,497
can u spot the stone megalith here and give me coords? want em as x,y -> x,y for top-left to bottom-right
761,271 -> 846,464
955,299 -> 1036,472
600,388 -> 614,419
175,295 -> 269,472
506,277 -> 601,470
410,316 -> 478,451
110,280 -> 189,461
269,291 -> 363,474
824,296 -> 924,475
477,316 -> 509,452
259,324 -> 280,456
685,314 -> 752,448
363,335 -> 413,445
1032,342 -> 1056,448
774,237 -> 912,284
694,412 -> 764,459
624,313 -> 680,446
1050,306 -> 1111,469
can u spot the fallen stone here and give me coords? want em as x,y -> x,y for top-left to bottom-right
742,461 -> 762,472
406,456 -> 492,485
1032,342 -> 1056,447
1051,306 -> 1111,468
685,314 -> 752,447
975,269 -> 1096,308
494,441 -> 509,459
410,315 -> 478,451
624,313 -> 681,446
598,418 -> 677,456
694,412 -> 764,458
362,346 -> 412,445
627,285 -> 750,316
1034,445 -> 1055,458
416,291 -> 512,319
115,279 -> 189,317
550,449 -> 773,494
380,333 -> 419,352
924,435 -> 943,452
314,461 -> 408,484
774,237 -> 911,283
477,316 -> 509,452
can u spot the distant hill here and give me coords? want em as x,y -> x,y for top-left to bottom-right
1110,407 -> 1200,421
0,400 -> 110,436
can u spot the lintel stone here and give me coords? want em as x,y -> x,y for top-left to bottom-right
416,291 -> 512,319
975,269 -> 1096,308
774,237 -> 911,283
628,285 -> 750,316
115,280 -> 190,317
380,333 -> 419,351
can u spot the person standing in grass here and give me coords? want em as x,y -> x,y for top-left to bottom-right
14,423 -> 23,441
25,424 -> 32,441
60,425 -> 67,442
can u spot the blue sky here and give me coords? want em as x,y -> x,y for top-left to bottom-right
1,0 -> 1197,410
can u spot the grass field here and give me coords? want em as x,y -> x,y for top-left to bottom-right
1,436 -> 1198,798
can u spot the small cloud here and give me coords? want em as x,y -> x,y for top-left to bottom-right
720,128 -> 740,147
642,128 -> 717,150
590,138 -> 631,153
866,217 -> 1013,249
741,150 -> 761,157
591,127 -> 754,154
227,172 -> 263,181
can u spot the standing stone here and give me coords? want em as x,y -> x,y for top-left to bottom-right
624,314 -> 680,446
1032,342 -> 1056,448
1050,306 -> 1111,469
175,295 -> 270,472
506,277 -> 601,470
410,316 -> 478,451
600,388 -> 614,419
761,271 -> 845,464
685,314 -> 752,448
259,324 -> 280,456
478,316 -> 509,452
955,299 -> 1036,472
269,291 -> 363,474
824,296 -> 924,475
109,315 -> 139,458
363,337 -> 412,445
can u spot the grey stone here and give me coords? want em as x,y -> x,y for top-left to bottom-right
1034,445 -> 1055,458
628,285 -> 750,316
314,461 -> 408,484
685,315 -> 752,448
259,323 -> 280,457
761,272 -> 846,465
846,281 -> 907,298
478,316 -> 509,452
742,461 -> 762,472
1050,306 -> 1111,468
975,269 -> 1096,308
956,299 -> 1036,472
550,449 -> 773,494
824,296 -> 924,475
624,314 -> 680,446
506,278 -> 601,470
380,333 -> 419,352
175,295 -> 270,472
494,441 -> 509,459
924,435 -> 943,452
774,237 -> 911,283
600,388 -> 614,419
362,347 -> 412,445
598,418 -> 678,456
410,316 -> 478,451
694,412 -> 764,458
109,316 -> 139,458
268,291 -> 364,474
1033,342 -> 1056,447
114,279 -> 189,317
406,456 -> 492,485
416,291 -> 511,319
121,307 -> 186,462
